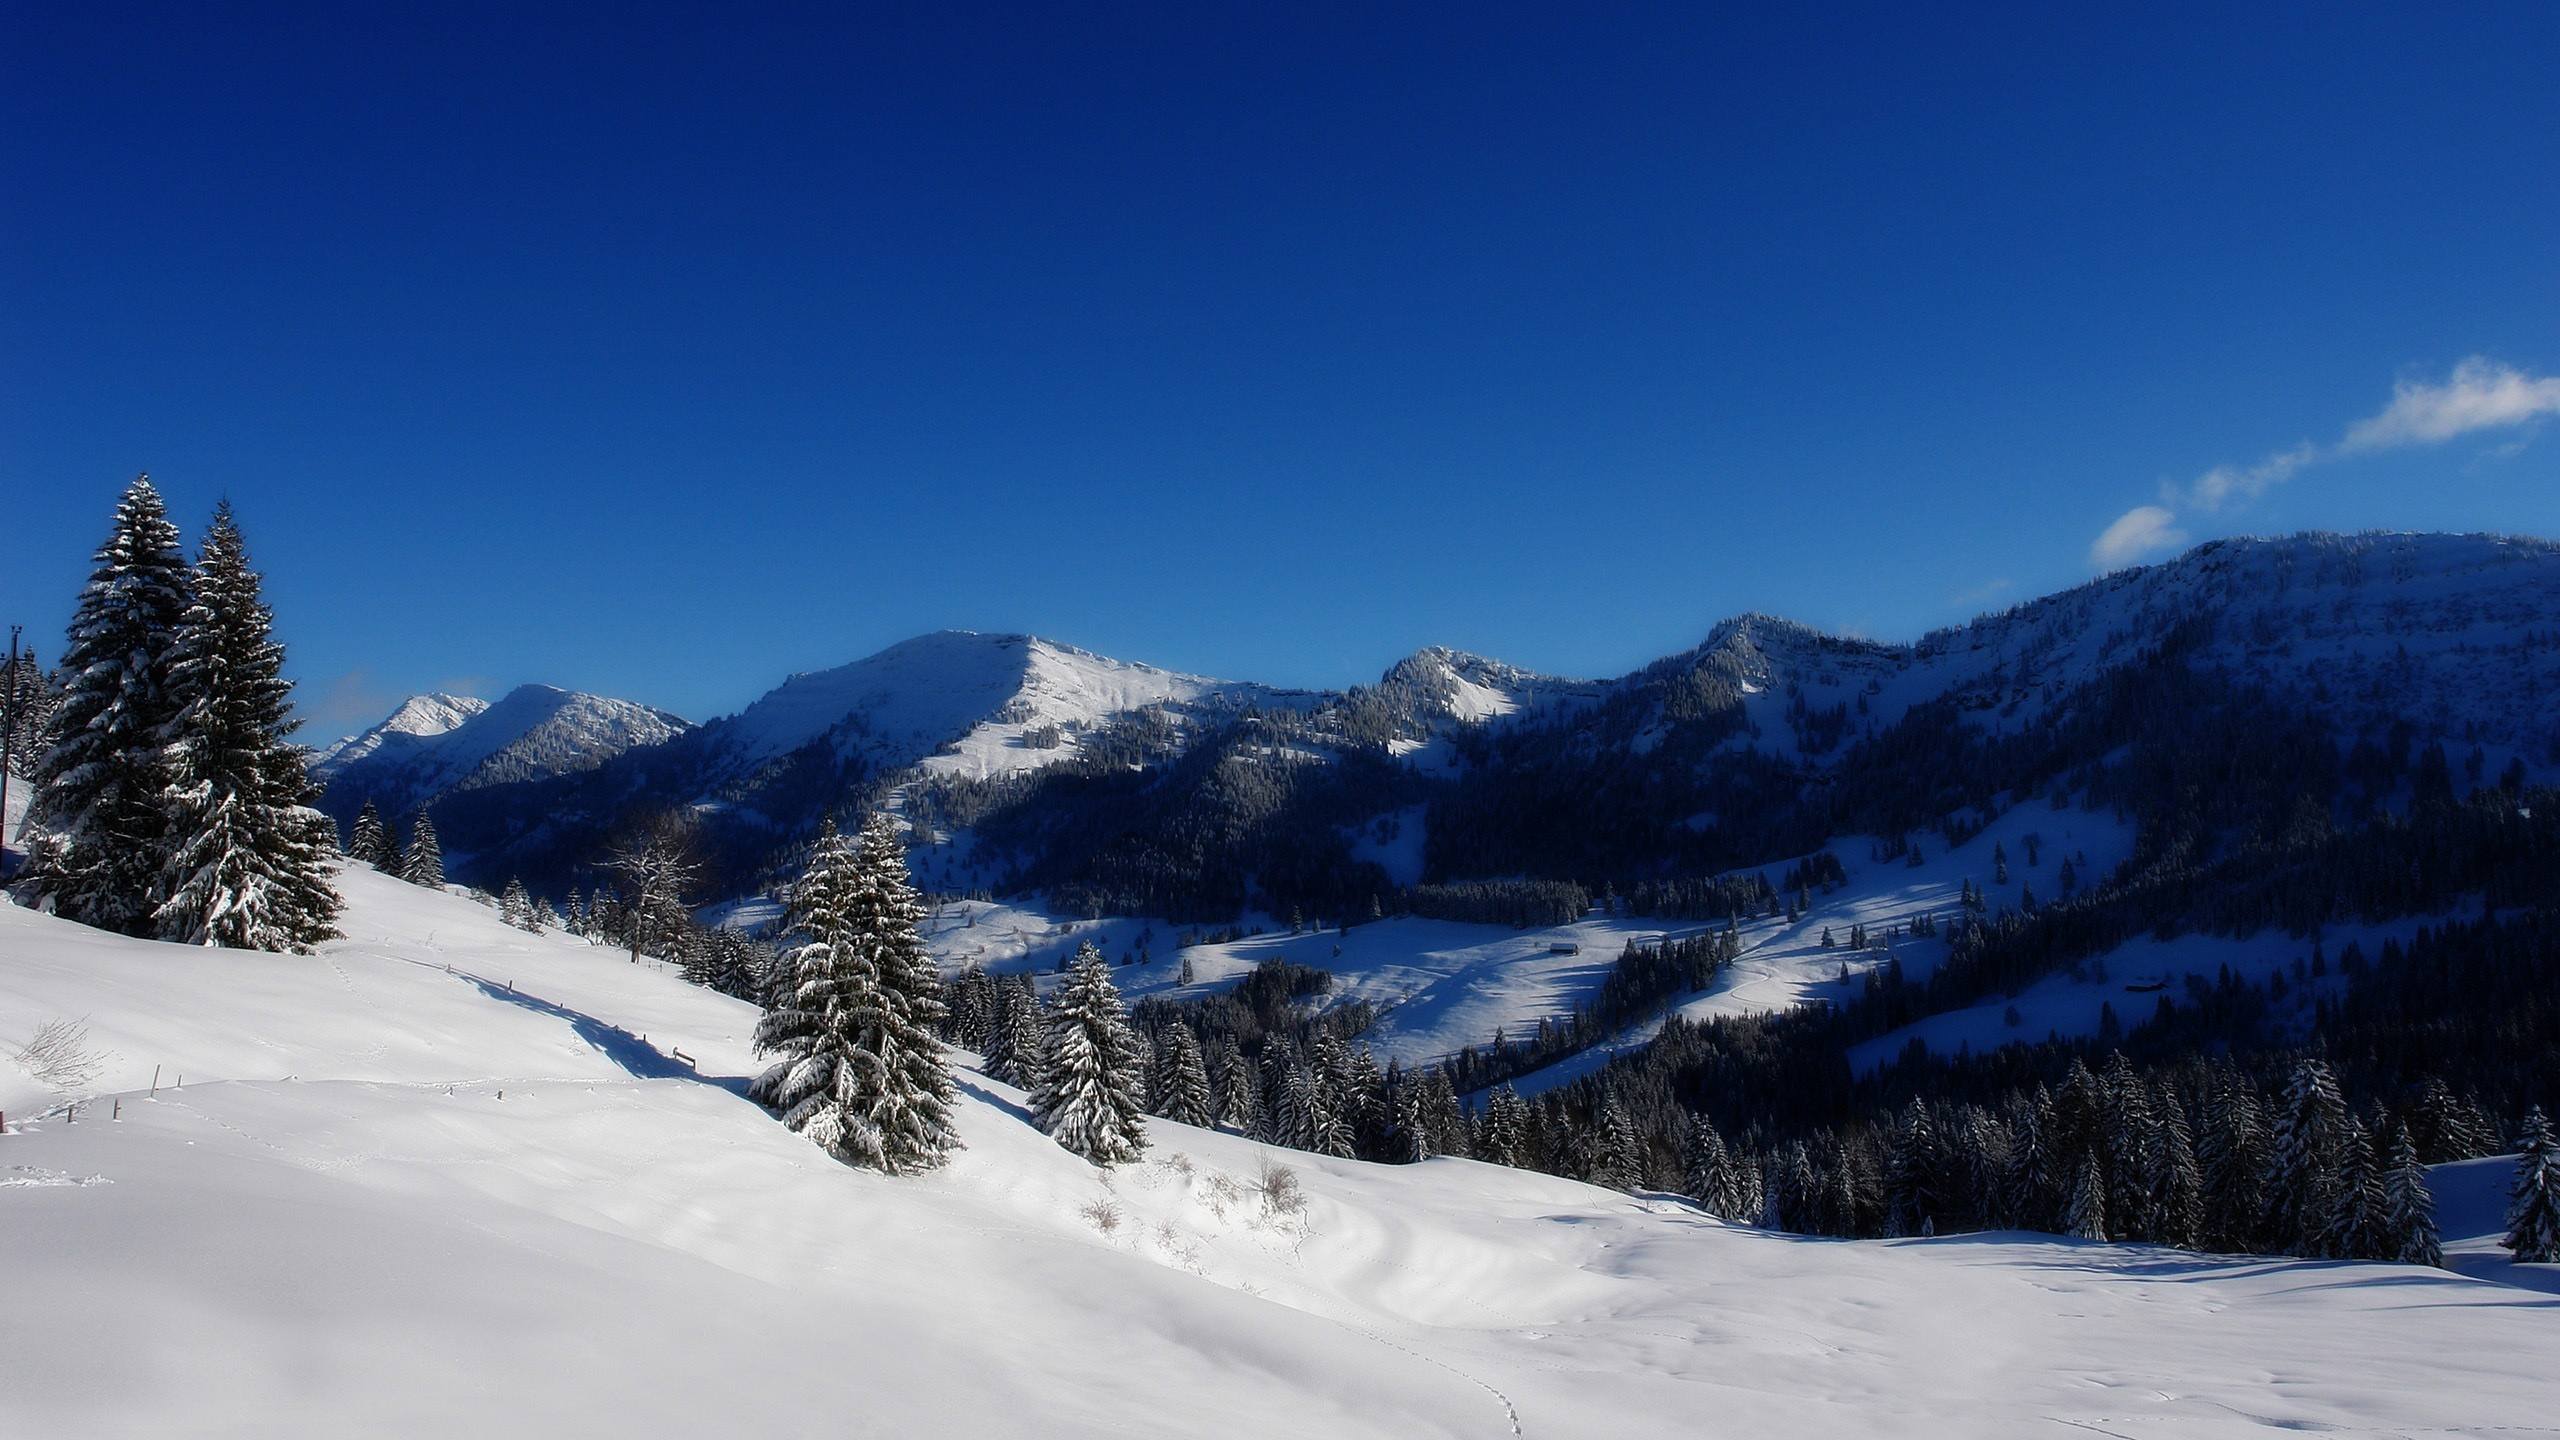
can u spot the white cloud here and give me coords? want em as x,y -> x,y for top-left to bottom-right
2340,356 -> 2560,452
2089,505 -> 2188,571
2087,355 -> 2558,570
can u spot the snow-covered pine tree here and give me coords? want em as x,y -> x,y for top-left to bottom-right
1030,942 -> 1148,1165
152,503 -> 343,952
2504,1106 -> 2560,1264
2,646 -> 61,780
1211,1037 -> 1255,1132
749,818 -> 961,1174
2266,1056 -> 2348,1255
2065,1149 -> 2108,1241
2098,1053 -> 2155,1239
1478,1084 -> 1528,1168
843,815 -> 960,1171
347,800 -> 394,870
1883,1098 -> 1939,1237
1148,1023 -> 1213,1128
749,823 -> 877,1156
2000,1086 -> 2055,1232
2198,1068 -> 2268,1252
1388,1080 -> 1431,1163
1587,1092 -> 1645,1192
2145,1077 -> 2203,1250
2316,1117 -> 2389,1261
1683,1112 -> 1733,1216
983,975 -> 1044,1087
944,962 -> 994,1051
25,476 -> 193,933
500,877 -> 531,930
2379,1119 -> 2442,1268
1305,1033 -> 1359,1159
402,813 -> 446,888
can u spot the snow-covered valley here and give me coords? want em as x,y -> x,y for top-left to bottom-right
2,869 -> 2551,1437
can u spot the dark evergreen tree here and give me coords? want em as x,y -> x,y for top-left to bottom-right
1150,1023 -> 1214,1128
1478,1085 -> 1528,1168
984,975 -> 1044,1088
2378,1119 -> 2442,1268
1587,1092 -> 1645,1191
2317,1118 -> 2389,1261
2198,1069 -> 2268,1252
346,801 -> 393,870
2065,1148 -> 2108,1241
1883,1097 -> 1940,1236
2505,1106 -> 2560,1264
25,476 -> 192,932
401,813 -> 446,889
2266,1057 -> 2347,1255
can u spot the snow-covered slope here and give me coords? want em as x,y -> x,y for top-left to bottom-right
314,683 -> 689,819
0,874 -> 2551,1437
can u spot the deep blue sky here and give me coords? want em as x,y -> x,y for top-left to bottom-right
7,4 -> 2557,732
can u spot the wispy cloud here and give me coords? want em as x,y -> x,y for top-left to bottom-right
1948,577 -> 2015,610
2089,506 -> 2188,571
2341,357 -> 2560,452
2090,355 -> 2560,570
303,668 -> 397,733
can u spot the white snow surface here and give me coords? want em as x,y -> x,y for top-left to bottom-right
1,871 -> 2553,1436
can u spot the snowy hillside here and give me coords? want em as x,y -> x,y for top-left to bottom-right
314,683 -> 689,820
3,873 -> 2552,1437
920,795 -> 2138,1089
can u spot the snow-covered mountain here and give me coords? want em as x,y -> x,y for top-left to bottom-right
702,630 -> 1313,786
310,692 -> 488,777
1,870 -> 2549,1437
314,683 -> 690,820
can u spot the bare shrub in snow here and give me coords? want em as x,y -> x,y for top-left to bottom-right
1254,1157 -> 1307,1220
12,1017 -> 106,1091
1079,1198 -> 1122,1235
1200,1171 -> 1245,1221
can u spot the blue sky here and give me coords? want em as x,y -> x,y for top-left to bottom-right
6,4 -> 2557,732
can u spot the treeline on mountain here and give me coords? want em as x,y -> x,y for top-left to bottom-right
949,709 -> 1422,924
1515,904 -> 2556,1247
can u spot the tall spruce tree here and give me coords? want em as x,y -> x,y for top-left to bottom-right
401,813 -> 446,888
2505,1106 -> 2560,1264
2066,1149 -> 2108,1241
1149,1024 -> 1214,1128
749,818 -> 960,1174
2379,1120 -> 2442,1268
1588,1092 -> 1645,1191
153,503 -> 343,951
1478,1085 -> 1528,1167
983,975 -> 1044,1088
1031,942 -> 1148,1165
2266,1057 -> 2348,1255
843,815 -> 960,1171
26,476 -> 193,932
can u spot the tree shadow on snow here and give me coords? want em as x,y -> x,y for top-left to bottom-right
451,972 -> 752,1098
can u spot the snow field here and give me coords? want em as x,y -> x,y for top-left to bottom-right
3,865 -> 2552,1437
